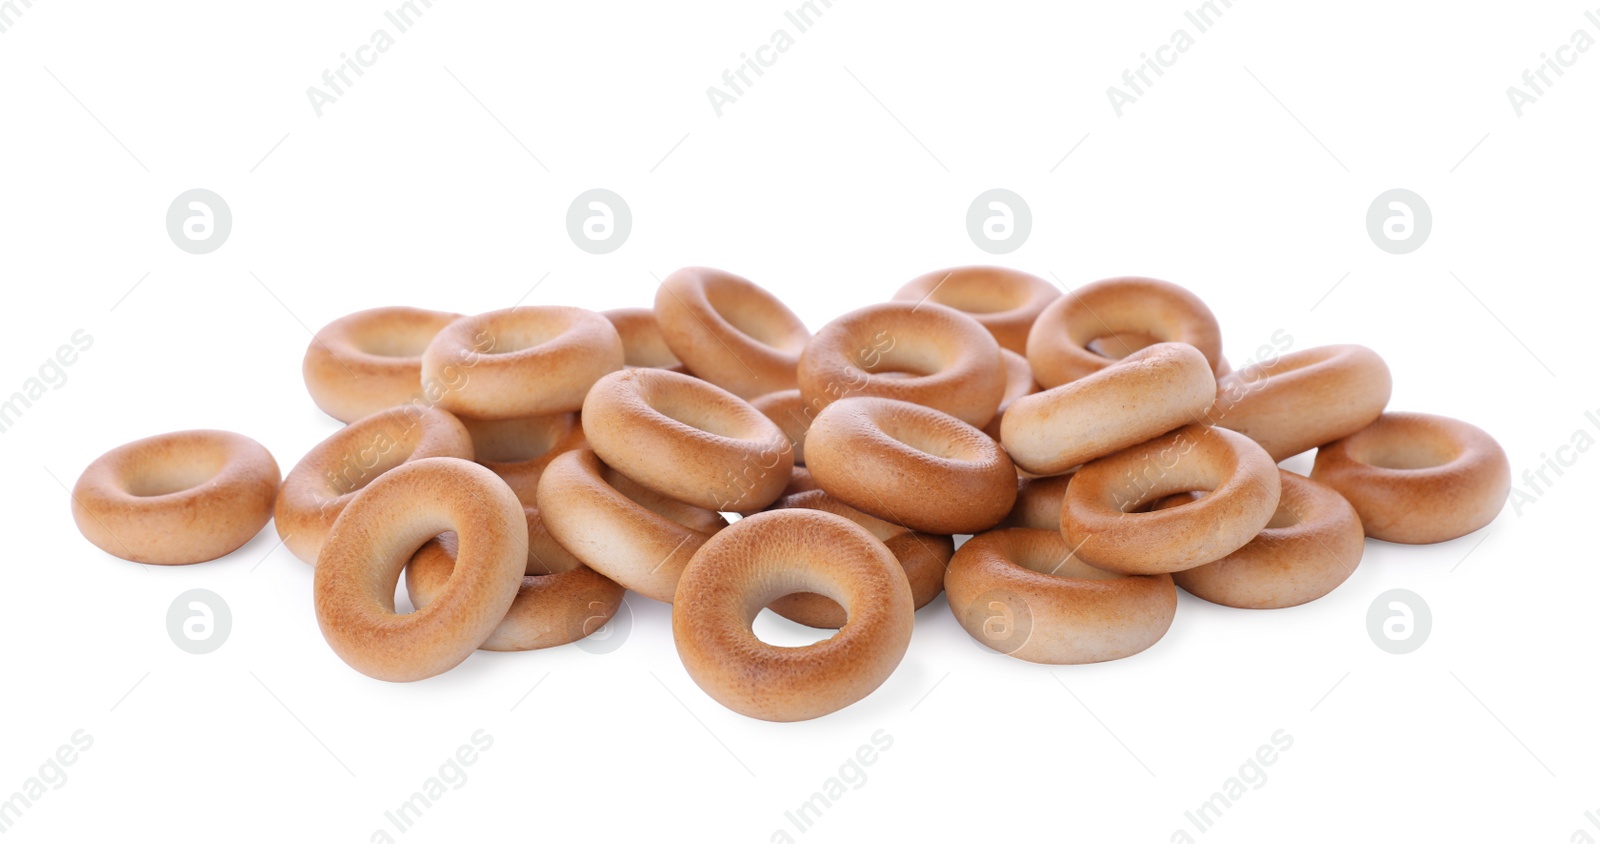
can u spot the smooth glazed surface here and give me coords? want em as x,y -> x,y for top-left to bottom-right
1207,344 -> 1392,461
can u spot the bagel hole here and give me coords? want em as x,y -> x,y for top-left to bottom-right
356,328 -> 438,358
703,284 -> 808,353
648,392 -> 751,439
480,318 -> 565,356
1351,440 -> 1458,471
124,457 -> 225,497
856,342 -> 944,379
1086,331 -> 1162,360
751,607 -> 837,647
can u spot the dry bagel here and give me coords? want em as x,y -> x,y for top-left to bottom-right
303,306 -> 462,423
274,406 -> 473,565
1002,342 -> 1215,475
72,430 -> 279,565
1154,471 -> 1364,608
536,448 -> 728,602
892,266 -> 1060,354
945,527 -> 1176,663
1062,424 -> 1281,574
1311,412 -> 1509,544
672,509 -> 914,721
798,301 -> 1006,428
1026,276 -> 1224,388
1208,344 -> 1391,461
420,305 -> 624,419
582,368 -> 793,512
654,267 -> 811,399
805,397 -> 1017,535
314,457 -> 526,681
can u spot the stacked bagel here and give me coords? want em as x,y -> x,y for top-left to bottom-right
70,266 -> 1510,722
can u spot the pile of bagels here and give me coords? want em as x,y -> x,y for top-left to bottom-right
69,266 -> 1511,722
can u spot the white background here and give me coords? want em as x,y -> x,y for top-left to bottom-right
2,1 -> 1596,841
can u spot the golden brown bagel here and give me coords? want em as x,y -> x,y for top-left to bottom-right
461,412 -> 586,506
582,368 -> 794,512
406,504 -> 624,651
274,406 -> 473,565
766,489 -> 953,628
603,307 -> 685,371
1062,424 -> 1281,574
420,306 -> 623,419
1207,344 -> 1392,461
806,397 -> 1017,535
654,267 -> 811,399
946,527 -> 1176,663
536,448 -> 728,602
892,266 -> 1061,354
1002,342 -> 1216,475
1154,471 -> 1364,608
1311,412 -> 1509,544
72,430 -> 279,565
798,301 -> 1006,428
314,457 -> 526,681
303,306 -> 462,423
672,509 -> 914,721
1026,276 -> 1224,388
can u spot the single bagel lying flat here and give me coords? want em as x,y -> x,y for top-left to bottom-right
1311,412 -> 1509,544
805,397 -> 1017,535
303,306 -> 462,423
654,267 -> 811,399
72,430 -> 279,565
582,368 -> 794,512
946,527 -> 1176,663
